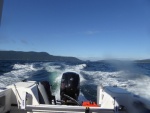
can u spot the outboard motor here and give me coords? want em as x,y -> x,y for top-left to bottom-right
60,72 -> 80,105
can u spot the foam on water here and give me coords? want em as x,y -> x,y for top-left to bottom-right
42,62 -> 62,73
1,61 -> 150,102
0,63 -> 41,87
127,75 -> 150,99
63,64 -> 86,83
81,69 -> 150,100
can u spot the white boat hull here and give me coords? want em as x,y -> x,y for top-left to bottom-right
0,81 -> 149,113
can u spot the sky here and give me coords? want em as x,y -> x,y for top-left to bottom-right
0,0 -> 150,60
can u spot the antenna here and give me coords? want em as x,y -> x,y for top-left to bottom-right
0,0 -> 4,25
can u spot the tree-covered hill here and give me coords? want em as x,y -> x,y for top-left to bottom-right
0,51 -> 82,62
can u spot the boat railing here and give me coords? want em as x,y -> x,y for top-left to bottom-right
26,104 -> 115,113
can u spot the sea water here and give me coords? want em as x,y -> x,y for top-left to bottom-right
0,60 -> 150,102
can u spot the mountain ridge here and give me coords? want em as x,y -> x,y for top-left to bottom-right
0,51 -> 82,62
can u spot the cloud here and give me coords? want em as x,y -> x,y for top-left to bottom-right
85,30 -> 99,35
20,39 -> 28,44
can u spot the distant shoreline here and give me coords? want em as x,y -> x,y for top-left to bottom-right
0,51 -> 82,62
0,50 -> 150,63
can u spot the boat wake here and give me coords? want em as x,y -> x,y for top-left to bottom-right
0,61 -> 150,102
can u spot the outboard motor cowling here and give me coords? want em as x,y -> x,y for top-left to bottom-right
60,72 -> 80,105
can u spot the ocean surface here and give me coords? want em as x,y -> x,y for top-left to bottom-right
0,60 -> 150,102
